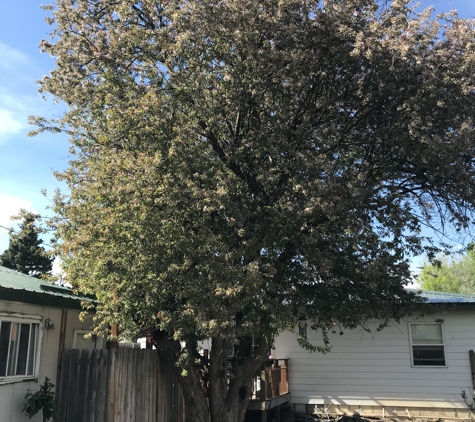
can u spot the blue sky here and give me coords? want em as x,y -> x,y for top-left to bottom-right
1,0 -> 475,273
0,0 -> 69,252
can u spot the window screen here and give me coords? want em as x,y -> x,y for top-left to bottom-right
410,323 -> 445,366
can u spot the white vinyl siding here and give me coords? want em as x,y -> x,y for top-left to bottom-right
273,310 -> 475,409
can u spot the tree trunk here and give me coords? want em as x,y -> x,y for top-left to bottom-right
153,331 -> 270,422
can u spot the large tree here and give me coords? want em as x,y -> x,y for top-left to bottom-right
419,249 -> 475,294
35,1 -> 475,421
0,212 -> 53,278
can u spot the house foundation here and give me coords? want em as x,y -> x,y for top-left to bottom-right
292,404 -> 474,420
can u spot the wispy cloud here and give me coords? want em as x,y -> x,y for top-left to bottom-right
0,89 -> 31,141
0,42 -> 29,69
0,109 -> 24,137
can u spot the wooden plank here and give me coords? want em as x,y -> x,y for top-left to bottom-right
126,347 -> 134,421
142,349 -> 149,422
163,361 -> 170,420
96,349 -> 108,422
133,348 -> 141,421
155,351 -> 161,421
107,348 -> 116,422
56,349 -> 71,422
143,349 -> 149,421
85,349 -> 98,422
157,353 -> 163,422
136,349 -> 143,422
120,348 -> 127,422
159,353 -> 167,421
469,350 -> 475,390
56,310 -> 68,393
281,360 -> 288,395
160,360 -> 165,421
152,350 -> 157,422
77,349 -> 91,422
260,365 -> 267,401
149,349 -> 155,422
68,349 -> 81,422
116,348 -> 125,422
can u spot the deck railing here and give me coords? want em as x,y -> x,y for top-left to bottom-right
251,359 -> 289,401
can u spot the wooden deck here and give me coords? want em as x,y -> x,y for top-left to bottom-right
248,359 -> 290,413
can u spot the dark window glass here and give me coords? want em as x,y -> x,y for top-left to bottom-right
0,321 -> 12,376
16,324 -> 30,375
7,323 -> 20,376
27,324 -> 38,376
0,321 -> 39,378
412,345 -> 445,366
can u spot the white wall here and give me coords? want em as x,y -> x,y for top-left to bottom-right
0,300 -> 93,422
273,309 -> 475,409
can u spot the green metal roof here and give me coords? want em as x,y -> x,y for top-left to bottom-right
0,266 -> 93,310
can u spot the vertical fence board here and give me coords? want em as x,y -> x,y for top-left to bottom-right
137,353 -> 145,422
96,349 -> 108,422
133,348 -> 141,421
154,351 -> 159,421
57,349 -> 71,422
77,349 -> 91,422
117,348 -> 122,421
85,349 -> 97,422
106,348 -> 116,422
158,354 -> 163,422
68,349 -> 81,422
148,350 -> 154,422
125,348 -> 133,422
56,347 -> 184,422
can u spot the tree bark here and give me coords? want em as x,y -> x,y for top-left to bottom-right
153,331 -> 270,422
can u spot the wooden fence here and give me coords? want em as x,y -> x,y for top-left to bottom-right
251,359 -> 289,401
56,348 -> 184,422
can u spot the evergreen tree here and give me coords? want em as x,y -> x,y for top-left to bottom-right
0,213 -> 53,278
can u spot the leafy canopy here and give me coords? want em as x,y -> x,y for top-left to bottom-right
419,248 -> 475,294
0,212 -> 53,279
36,0 -> 475,357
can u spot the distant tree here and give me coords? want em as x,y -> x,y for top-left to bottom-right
0,213 -> 53,278
419,249 -> 475,294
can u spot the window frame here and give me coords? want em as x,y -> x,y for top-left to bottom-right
408,322 -> 447,368
0,312 -> 43,384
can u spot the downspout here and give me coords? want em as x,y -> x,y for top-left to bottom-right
56,309 -> 68,389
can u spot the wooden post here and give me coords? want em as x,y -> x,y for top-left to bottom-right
280,359 -> 288,395
469,350 -> 475,390
56,309 -> 68,391
96,349 -> 108,422
259,364 -> 267,401
109,323 -> 119,349
56,349 -> 71,422
146,332 -> 153,349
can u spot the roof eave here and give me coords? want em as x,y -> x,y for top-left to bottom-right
0,286 -> 88,311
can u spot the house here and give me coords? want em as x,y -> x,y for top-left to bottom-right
273,290 -> 475,419
0,266 -> 101,422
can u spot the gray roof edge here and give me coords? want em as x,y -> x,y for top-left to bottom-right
407,288 -> 475,303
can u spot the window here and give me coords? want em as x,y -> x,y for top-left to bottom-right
0,314 -> 41,381
409,323 -> 446,366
